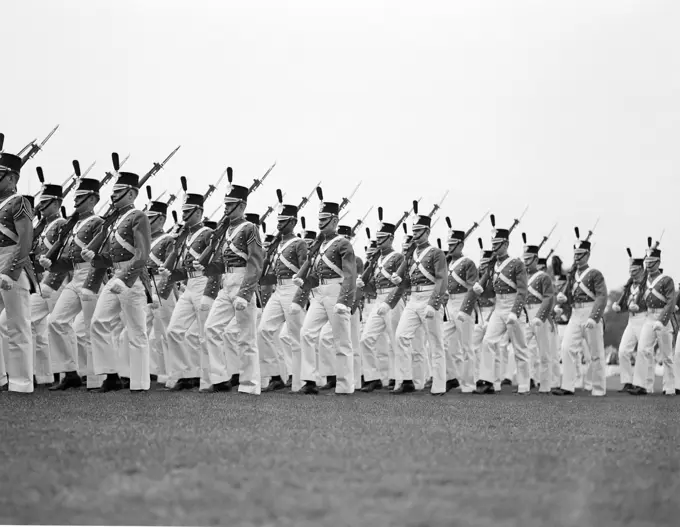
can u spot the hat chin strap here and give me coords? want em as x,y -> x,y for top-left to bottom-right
319,217 -> 334,232
111,188 -> 132,205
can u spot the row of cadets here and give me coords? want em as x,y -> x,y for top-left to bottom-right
0,145 -> 36,393
444,223 -> 478,393
359,214 -> 403,393
387,211 -> 448,395
293,194 -> 357,395
194,179 -> 264,394
521,234 -> 556,393
552,230 -> 608,396
43,177 -> 105,391
83,171 -> 152,392
159,191 -> 213,391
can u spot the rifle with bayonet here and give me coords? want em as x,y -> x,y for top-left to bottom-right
18,125 -> 59,167
442,210 -> 490,263
349,206 -> 374,243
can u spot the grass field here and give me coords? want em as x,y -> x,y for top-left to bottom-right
2,381 -> 679,527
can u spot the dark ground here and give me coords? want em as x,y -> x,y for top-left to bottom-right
2,380 -> 679,527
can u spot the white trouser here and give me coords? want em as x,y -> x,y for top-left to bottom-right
414,323 -> 429,388
300,282 -> 354,393
147,293 -> 176,380
204,270 -> 260,394
551,324 -> 563,388
359,291 -> 402,383
560,303 -> 606,396
674,331 -> 680,391
280,323 -> 294,378
47,267 -> 99,379
394,290 -> 445,393
618,313 -> 645,385
524,305 -> 553,393
0,260 -> 32,393
166,276 -> 207,381
318,321 -> 335,378
91,278 -> 150,390
480,294 -> 530,392
351,308 -> 361,387
634,310 -> 674,394
223,317 -> 240,380
258,282 -> 303,383
443,293 -> 475,392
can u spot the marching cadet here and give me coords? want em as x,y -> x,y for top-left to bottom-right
84,172 -> 152,392
44,178 -> 104,391
611,252 -> 646,392
552,231 -> 607,396
258,198 -> 308,392
521,236 -> 555,394
0,147 -> 36,393
360,221 -> 403,392
292,197 -> 357,395
467,243 -> 495,384
0,180 -> 64,386
387,213 -> 447,394
194,182 -> 264,394
474,221 -> 529,395
628,240 -> 676,396
158,192 -> 213,391
145,200 -> 175,383
443,226 -> 477,393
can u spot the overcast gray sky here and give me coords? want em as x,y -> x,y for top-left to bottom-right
3,0 -> 679,288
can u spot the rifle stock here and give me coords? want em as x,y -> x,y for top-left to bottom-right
45,213 -> 81,262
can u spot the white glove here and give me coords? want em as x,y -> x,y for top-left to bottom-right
675,305 -> 679,312
40,284 -> 55,299
507,312 -> 518,325
234,296 -> 248,311
0,274 -> 15,291
653,320 -> 665,332
108,278 -> 127,295
158,266 -> 171,278
629,303 -> 639,313
611,302 -> 621,313
532,317 -> 542,327
334,303 -> 349,315
356,278 -> 365,288
472,282 -> 484,295
456,311 -> 468,323
424,305 -> 436,319
377,302 -> 390,316
200,296 -> 214,311
81,288 -> 97,301
584,318 -> 596,330
150,294 -> 160,309
556,292 -> 567,304
81,249 -> 95,262
554,305 -> 563,315
39,256 -> 52,270
390,273 -> 402,285
289,302 -> 302,315
293,277 -> 304,287
192,261 -> 205,272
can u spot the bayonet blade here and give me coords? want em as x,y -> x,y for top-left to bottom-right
81,161 -> 96,178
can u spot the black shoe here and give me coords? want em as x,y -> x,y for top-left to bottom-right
199,381 -> 231,393
300,381 -> 319,395
423,377 -> 433,390
392,380 -> 416,394
530,379 -> 537,390
284,375 -> 293,388
474,382 -> 495,395
120,377 -> 130,389
93,374 -> 122,393
551,388 -> 574,396
360,379 -> 383,393
618,383 -> 634,393
229,374 -> 240,388
676,389 -> 680,395
166,378 -> 193,391
387,379 -> 395,390
263,377 -> 286,392
628,386 -> 648,396
0,383 -> 7,392
49,372 -> 83,391
501,378 -> 512,386
150,374 -> 158,382
446,378 -> 460,392
320,376 -> 336,391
